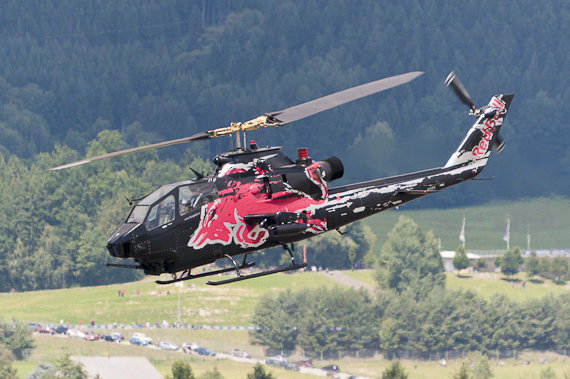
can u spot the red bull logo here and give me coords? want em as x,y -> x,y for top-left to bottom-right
472,97 -> 505,159
188,167 -> 328,250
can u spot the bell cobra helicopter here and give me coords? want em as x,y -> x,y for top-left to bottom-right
51,71 -> 513,285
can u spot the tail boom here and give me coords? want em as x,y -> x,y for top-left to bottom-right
313,94 -> 514,231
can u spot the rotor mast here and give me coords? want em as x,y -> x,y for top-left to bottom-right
211,116 -> 280,150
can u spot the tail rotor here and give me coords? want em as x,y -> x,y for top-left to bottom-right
446,71 -> 506,153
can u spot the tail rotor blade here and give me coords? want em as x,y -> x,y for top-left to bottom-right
446,71 -> 476,111
494,133 -> 506,153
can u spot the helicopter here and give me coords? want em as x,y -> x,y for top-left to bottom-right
51,71 -> 513,285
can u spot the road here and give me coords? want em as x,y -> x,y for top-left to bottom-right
319,270 -> 376,296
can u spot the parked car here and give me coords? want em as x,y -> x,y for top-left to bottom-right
34,326 -> 54,334
109,332 -> 124,341
158,341 -> 179,351
53,325 -> 68,335
129,337 -> 149,346
322,364 -> 340,373
293,360 -> 313,368
27,322 -> 42,331
266,355 -> 287,367
67,329 -> 86,339
195,347 -> 216,356
85,333 -> 100,341
101,335 -> 117,342
230,349 -> 250,358
285,363 -> 300,371
182,342 -> 199,353
131,332 -> 152,345
327,373 -> 341,379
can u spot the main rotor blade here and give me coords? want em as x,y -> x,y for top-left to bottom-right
265,71 -> 423,125
49,131 -> 211,171
50,71 -> 423,171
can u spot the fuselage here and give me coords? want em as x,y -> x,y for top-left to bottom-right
107,93 -> 513,276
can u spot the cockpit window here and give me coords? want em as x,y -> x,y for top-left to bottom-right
145,195 -> 175,230
179,182 -> 218,215
127,205 -> 148,223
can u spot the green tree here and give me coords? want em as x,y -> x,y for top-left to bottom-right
167,360 -> 195,379
246,364 -> 274,379
540,366 -> 557,379
526,252 -> 540,278
471,353 -> 493,379
381,360 -> 408,379
0,319 -> 34,360
0,344 -> 17,379
374,216 -> 445,295
538,257 -> 552,278
303,222 -> 374,269
551,256 -> 569,283
453,245 -> 471,271
499,247 -> 523,278
198,367 -> 224,379
494,257 -> 502,269
453,362 -> 473,379
475,258 -> 488,271
24,362 -> 55,379
42,355 -> 87,379
249,290 -> 299,350
295,287 -> 375,352
379,318 -> 400,360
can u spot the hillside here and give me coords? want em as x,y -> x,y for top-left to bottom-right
363,197 -> 570,252
0,0 -> 568,200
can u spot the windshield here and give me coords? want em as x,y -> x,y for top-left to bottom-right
127,205 -> 148,223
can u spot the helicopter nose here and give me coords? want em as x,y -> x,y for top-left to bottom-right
107,242 -> 127,258
107,223 -> 139,258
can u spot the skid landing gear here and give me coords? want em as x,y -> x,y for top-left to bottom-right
155,258 -> 256,285
206,244 -> 307,286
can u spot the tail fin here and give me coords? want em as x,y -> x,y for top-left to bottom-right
444,94 -> 514,168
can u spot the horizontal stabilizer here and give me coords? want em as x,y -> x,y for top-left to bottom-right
397,189 -> 438,195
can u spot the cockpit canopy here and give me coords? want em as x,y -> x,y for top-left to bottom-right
126,180 -> 218,230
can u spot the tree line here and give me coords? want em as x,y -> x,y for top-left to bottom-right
250,281 -> 570,358
250,217 -> 570,359
0,129 -> 375,292
0,131 -> 211,291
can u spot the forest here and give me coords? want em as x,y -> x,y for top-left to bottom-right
1,0 -> 570,291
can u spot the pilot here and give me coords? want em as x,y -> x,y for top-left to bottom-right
159,202 -> 175,225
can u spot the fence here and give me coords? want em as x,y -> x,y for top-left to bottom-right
265,348 -> 570,362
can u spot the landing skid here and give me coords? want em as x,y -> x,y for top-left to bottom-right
155,261 -> 256,285
206,243 -> 305,286
206,262 -> 307,285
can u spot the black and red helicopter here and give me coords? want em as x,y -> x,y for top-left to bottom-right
51,71 -> 513,285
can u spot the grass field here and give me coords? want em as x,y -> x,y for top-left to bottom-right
5,269 -> 570,378
343,270 -> 570,301
11,335 -> 570,379
362,197 -> 570,252
0,270 -> 338,327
